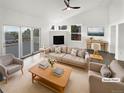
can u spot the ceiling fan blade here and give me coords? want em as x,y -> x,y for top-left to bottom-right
62,7 -> 68,11
70,6 -> 80,9
64,0 -> 69,7
67,0 -> 70,5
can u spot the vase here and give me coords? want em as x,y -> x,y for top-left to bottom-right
51,64 -> 54,68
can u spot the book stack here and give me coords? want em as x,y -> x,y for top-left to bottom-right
53,67 -> 64,77
39,62 -> 49,69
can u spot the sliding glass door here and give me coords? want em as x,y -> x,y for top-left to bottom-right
21,27 -> 31,57
3,25 -> 41,58
4,26 -> 19,57
33,28 -> 40,53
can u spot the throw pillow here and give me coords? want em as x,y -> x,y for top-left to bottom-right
100,65 -> 112,78
61,46 -> 67,53
55,47 -> 61,53
77,49 -> 86,58
71,49 -> 77,56
49,47 -> 55,52
67,47 -> 72,54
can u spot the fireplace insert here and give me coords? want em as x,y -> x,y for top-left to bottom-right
53,36 -> 64,45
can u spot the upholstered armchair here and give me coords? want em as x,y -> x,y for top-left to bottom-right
89,62 -> 124,93
0,54 -> 23,83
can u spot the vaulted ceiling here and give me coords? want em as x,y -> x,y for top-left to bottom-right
0,0 -> 111,23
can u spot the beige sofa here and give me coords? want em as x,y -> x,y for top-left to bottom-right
44,46 -> 90,69
89,61 -> 124,93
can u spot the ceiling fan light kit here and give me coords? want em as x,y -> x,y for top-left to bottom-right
67,7 -> 71,10
62,0 -> 81,11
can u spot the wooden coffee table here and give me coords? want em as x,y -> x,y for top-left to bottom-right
29,63 -> 72,93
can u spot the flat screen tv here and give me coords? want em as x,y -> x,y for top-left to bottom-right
87,27 -> 104,36
53,36 -> 64,45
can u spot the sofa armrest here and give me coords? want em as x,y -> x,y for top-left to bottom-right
89,74 -> 124,93
85,52 -> 90,63
44,48 -> 50,54
13,58 -> 23,67
89,62 -> 103,72
0,64 -> 8,77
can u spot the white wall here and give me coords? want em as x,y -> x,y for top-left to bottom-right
57,7 -> 109,48
0,8 -> 4,55
109,0 -> 124,61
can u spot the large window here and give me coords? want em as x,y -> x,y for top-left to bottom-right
3,25 -> 41,58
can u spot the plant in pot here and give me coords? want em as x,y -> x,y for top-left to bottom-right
48,58 -> 56,68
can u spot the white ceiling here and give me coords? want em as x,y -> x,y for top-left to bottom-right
0,0 -> 111,23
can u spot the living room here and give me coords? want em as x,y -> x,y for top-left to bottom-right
0,0 -> 124,93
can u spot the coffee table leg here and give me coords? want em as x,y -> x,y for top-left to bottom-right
32,73 -> 36,83
60,90 -> 64,93
59,87 -> 64,93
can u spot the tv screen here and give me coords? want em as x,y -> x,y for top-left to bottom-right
87,27 -> 104,36
53,36 -> 64,45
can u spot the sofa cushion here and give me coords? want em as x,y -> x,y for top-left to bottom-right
61,46 -> 67,53
100,65 -> 112,78
49,47 -> 55,52
6,64 -> 21,75
109,60 -> 124,82
55,47 -> 61,53
77,49 -> 85,58
62,54 -> 86,65
67,47 -> 72,54
48,53 -> 65,59
71,49 -> 78,56
62,54 -> 86,68
0,54 -> 14,66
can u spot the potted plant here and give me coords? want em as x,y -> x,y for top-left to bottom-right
48,58 -> 56,68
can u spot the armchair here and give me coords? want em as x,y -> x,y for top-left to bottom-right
89,62 -> 124,93
0,54 -> 23,83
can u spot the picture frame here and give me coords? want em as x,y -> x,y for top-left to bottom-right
87,26 -> 104,36
71,25 -> 81,41
50,25 -> 55,31
58,25 -> 67,30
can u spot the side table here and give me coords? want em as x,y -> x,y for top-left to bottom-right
90,54 -> 103,63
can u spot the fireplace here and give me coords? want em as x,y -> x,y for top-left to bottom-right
53,36 -> 64,45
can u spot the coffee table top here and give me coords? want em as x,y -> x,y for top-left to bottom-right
29,63 -> 72,88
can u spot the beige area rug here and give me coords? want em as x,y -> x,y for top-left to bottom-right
0,54 -> 89,93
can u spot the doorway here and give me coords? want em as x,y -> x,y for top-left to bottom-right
110,25 -> 116,54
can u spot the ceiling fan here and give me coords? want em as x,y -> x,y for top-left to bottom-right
62,0 -> 81,11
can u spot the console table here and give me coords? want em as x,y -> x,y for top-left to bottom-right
90,54 -> 103,63
86,39 -> 108,52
